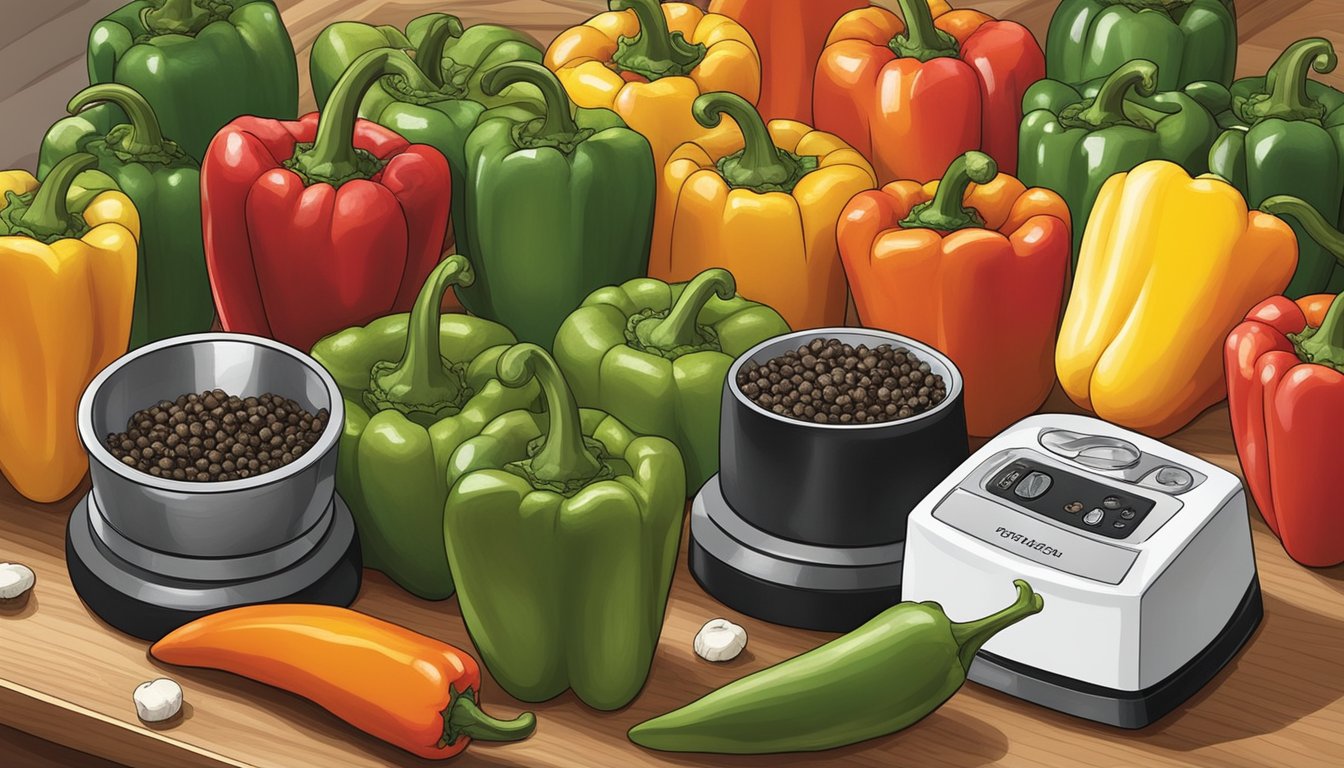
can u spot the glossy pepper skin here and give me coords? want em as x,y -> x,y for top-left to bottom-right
839,152 -> 1070,437
443,345 -> 685,711
89,0 -> 298,162
1226,279 -> 1344,568
38,84 -> 214,349
1019,59 -> 1219,266
151,604 -> 537,760
1045,0 -> 1236,91
310,256 -> 538,600
628,581 -> 1043,754
0,155 -> 138,502
651,92 -> 875,329
203,49 -> 450,353
814,0 -> 1045,183
1204,39 -> 1344,298
310,14 -> 546,263
460,62 -> 655,347
707,0 -> 866,124
545,0 -> 761,171
553,268 -> 791,493
1056,161 -> 1301,437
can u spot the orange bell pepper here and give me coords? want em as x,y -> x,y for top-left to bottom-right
651,92 -> 876,330
814,0 -> 1044,184
545,0 -> 760,171
838,151 -> 1071,436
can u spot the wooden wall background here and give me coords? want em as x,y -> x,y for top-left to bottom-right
3,0 -> 1342,174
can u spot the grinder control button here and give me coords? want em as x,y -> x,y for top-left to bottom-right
1083,508 -> 1105,526
1014,472 -> 1053,500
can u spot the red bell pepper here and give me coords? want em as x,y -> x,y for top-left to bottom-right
708,0 -> 867,124
202,48 -> 451,352
1225,199 -> 1344,567
814,0 -> 1044,184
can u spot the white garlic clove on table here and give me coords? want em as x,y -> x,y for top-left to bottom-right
0,563 -> 35,600
694,618 -> 748,662
134,679 -> 183,723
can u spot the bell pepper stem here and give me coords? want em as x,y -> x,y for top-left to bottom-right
1075,60 -> 1159,128
143,0 -> 213,36
1299,294 -> 1344,364
900,151 -> 997,232
891,0 -> 959,61
67,84 -> 166,155
369,255 -> 475,413
498,344 -> 604,484
949,580 -> 1044,673
481,62 -> 579,138
413,15 -> 465,88
694,92 -> 799,189
1247,38 -> 1337,122
16,153 -> 97,239
1261,195 -> 1344,266
290,48 -> 440,186
647,269 -> 736,350
439,687 -> 536,748
610,0 -> 707,79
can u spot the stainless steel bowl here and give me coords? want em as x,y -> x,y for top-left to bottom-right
77,333 -> 343,558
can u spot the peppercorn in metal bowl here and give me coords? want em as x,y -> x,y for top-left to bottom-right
68,333 -> 361,641
691,328 -> 970,632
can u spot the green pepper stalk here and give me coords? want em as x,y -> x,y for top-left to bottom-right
900,151 -> 998,231
2,153 -> 97,243
67,84 -> 171,157
637,268 -> 736,355
498,344 -> 605,485
628,581 -> 1045,754
288,48 -> 441,186
366,255 -> 477,423
891,0 -> 959,62
480,62 -> 585,149
1267,194 -> 1344,370
1236,38 -> 1337,124
142,0 -> 219,37
1061,60 -> 1159,130
693,92 -> 817,193
610,0 -> 707,80
410,15 -> 466,89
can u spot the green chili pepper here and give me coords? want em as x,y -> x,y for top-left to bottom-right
629,580 -> 1044,754
552,268 -> 791,493
1018,59 -> 1220,265
38,83 -> 214,348
309,256 -> 538,600
88,0 -> 299,162
443,344 -> 685,710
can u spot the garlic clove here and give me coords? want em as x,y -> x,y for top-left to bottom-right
694,618 -> 748,662
0,563 -> 35,600
134,678 -> 183,723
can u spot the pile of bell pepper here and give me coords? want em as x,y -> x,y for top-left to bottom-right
8,7 -> 1344,752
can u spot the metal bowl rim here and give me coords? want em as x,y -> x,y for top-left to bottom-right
77,332 -> 344,495
726,327 -> 964,431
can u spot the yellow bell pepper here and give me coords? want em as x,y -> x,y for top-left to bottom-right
1056,160 -> 1296,437
545,0 -> 760,172
650,92 -> 876,330
0,154 -> 138,502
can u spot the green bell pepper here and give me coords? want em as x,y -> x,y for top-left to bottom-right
37,84 -> 213,348
1202,39 -> 1344,297
443,343 -> 685,711
1019,59 -> 1220,266
89,0 -> 299,162
461,62 -> 656,347
310,256 -> 538,601
553,268 -> 791,493
310,14 -> 545,261
1045,0 -> 1236,90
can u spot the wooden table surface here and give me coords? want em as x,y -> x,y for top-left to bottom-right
4,1 -> 1344,767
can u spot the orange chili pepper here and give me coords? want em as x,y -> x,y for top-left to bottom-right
838,151 -> 1071,437
150,605 -> 535,760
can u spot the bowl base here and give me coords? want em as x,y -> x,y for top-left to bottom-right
67,492 -> 362,641
689,474 -> 904,633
